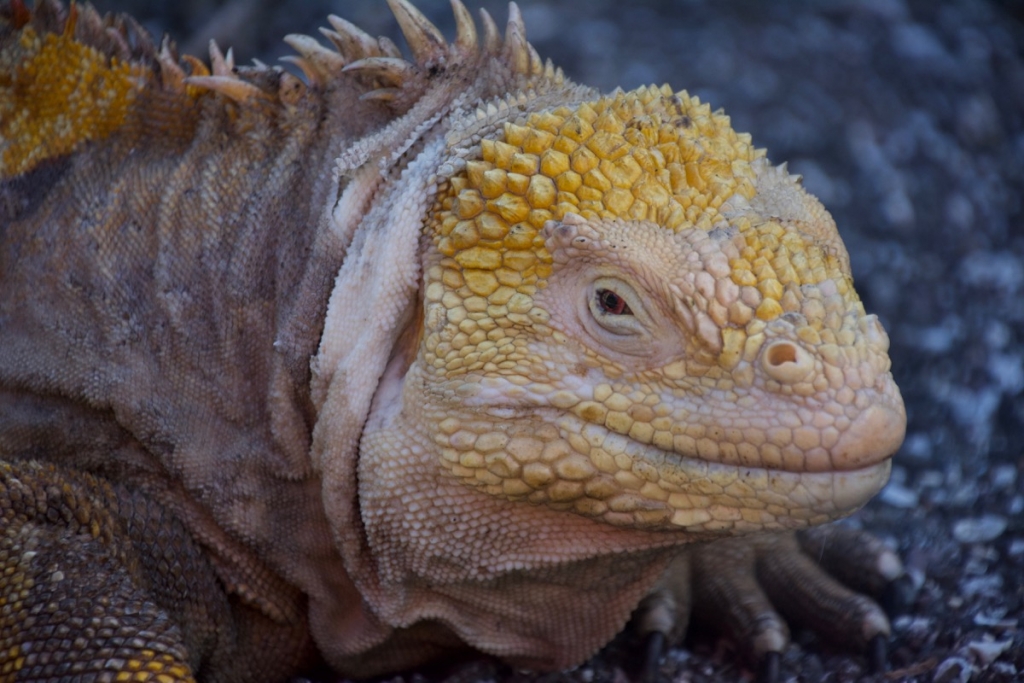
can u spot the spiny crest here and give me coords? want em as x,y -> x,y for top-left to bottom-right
1,0 -> 562,179
184,0 -> 544,106
288,0 -> 558,103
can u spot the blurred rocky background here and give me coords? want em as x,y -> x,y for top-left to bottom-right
89,0 -> 1024,680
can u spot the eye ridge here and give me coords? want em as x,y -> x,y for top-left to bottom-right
596,288 -> 633,316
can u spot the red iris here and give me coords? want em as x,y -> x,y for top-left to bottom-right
597,289 -> 632,315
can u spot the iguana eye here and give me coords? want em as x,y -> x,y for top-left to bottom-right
596,289 -> 632,316
585,277 -> 648,343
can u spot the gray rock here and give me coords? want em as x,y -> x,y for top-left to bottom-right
952,515 -> 1008,544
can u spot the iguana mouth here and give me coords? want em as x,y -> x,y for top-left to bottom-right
554,409 -> 898,531
433,398 -> 899,532
655,453 -> 893,530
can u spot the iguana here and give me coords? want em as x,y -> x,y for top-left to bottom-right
0,1 -> 907,681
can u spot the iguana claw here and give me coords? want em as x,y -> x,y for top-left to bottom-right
868,633 -> 888,674
640,631 -> 666,683
756,651 -> 781,683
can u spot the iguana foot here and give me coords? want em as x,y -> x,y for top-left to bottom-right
635,526 -> 905,682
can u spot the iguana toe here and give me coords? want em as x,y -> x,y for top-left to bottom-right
868,633 -> 888,674
640,630 -> 667,683
796,525 -> 905,597
689,537 -> 792,661
751,530 -> 894,653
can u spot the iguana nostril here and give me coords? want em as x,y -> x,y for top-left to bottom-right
761,341 -> 814,383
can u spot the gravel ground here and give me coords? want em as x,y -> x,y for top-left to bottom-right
87,0 -> 1024,680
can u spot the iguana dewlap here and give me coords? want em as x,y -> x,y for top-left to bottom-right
0,1 -> 906,681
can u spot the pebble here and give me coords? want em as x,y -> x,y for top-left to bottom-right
958,250 -> 1024,293
973,611 -> 1016,629
989,464 -> 1017,490
960,574 -> 1004,598
952,515 -> 1008,543
987,353 -> 1024,394
967,638 -> 1014,665
894,615 -> 934,635
879,480 -> 919,508
984,320 -> 1011,350
900,432 -> 934,463
944,192 -> 975,231
933,657 -> 973,683
1009,495 -> 1023,516
917,316 -> 963,353
956,94 -> 1002,147
991,662 -> 1019,677
906,565 -> 927,592
943,386 -> 1001,447
948,479 -> 980,507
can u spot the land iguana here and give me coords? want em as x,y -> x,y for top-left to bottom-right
0,1 -> 907,681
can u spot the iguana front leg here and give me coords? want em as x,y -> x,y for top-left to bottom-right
637,527 -> 905,680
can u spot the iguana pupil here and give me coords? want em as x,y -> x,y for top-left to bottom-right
596,289 -> 631,316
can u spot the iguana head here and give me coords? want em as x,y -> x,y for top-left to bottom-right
313,0 -> 903,548
414,84 -> 905,533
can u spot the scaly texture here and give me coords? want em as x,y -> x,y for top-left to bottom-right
0,19 -> 137,175
0,1 -> 906,680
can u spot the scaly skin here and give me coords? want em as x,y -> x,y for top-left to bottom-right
1,0 -> 906,680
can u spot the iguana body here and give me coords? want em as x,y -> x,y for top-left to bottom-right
0,1 -> 906,681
